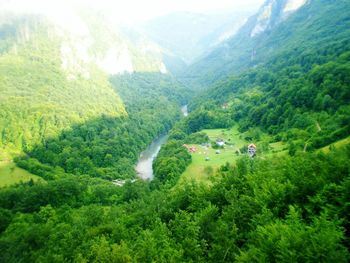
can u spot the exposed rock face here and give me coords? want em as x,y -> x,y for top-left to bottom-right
250,0 -> 308,38
0,1 -> 168,78
251,1 -> 274,37
284,0 -> 308,13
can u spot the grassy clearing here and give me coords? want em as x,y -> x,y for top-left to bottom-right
0,158 -> 42,188
202,127 -> 246,146
319,136 -> 350,153
179,126 -> 287,185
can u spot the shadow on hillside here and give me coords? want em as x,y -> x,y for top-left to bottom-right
16,72 -> 191,181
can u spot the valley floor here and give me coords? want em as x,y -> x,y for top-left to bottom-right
179,126 -> 288,185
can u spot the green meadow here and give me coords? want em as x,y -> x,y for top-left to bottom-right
179,126 -> 287,184
0,161 -> 42,188
319,136 -> 350,153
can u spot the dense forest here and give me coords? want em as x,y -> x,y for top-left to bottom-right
187,0 -> 350,154
1,148 -> 349,262
0,18 -> 126,153
184,0 -> 350,89
0,0 -> 350,262
188,50 -> 350,152
16,73 -> 187,180
0,15 -> 188,180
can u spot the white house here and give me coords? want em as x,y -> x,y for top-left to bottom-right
216,139 -> 225,147
248,144 -> 257,157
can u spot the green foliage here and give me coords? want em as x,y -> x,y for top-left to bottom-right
153,140 -> 192,185
15,72 -> 186,180
185,0 -> 350,89
0,17 -> 187,181
185,1 -> 350,151
0,2 -> 350,262
0,161 -> 42,187
0,147 -> 349,262
190,51 -> 350,151
0,17 -> 125,152
237,208 -> 348,262
184,132 -> 209,144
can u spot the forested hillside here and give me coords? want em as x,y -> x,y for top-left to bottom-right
184,0 -> 350,88
0,16 -> 126,153
0,0 -> 349,262
0,13 -> 188,180
17,73 -> 187,180
187,0 -> 350,152
188,50 -> 350,152
1,147 -> 349,262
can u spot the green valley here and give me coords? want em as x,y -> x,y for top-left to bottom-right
0,0 -> 349,262
178,126 -> 288,184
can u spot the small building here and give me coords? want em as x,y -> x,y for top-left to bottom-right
216,138 -> 225,147
216,150 -> 221,154
205,156 -> 210,161
183,144 -> 197,153
248,144 -> 257,157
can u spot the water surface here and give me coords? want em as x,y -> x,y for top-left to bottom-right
135,134 -> 168,180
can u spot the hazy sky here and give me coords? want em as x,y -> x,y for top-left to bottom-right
1,0 -> 265,24
89,0 -> 266,22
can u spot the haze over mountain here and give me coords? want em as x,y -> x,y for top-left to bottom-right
183,0 -> 320,87
139,9 -> 254,64
0,0 -> 349,262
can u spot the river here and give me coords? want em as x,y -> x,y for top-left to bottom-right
135,105 -> 188,180
135,134 -> 168,180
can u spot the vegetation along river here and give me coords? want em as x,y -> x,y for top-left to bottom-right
135,105 -> 188,180
135,134 -> 168,180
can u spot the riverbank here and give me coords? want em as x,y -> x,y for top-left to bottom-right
135,134 -> 168,180
134,105 -> 189,181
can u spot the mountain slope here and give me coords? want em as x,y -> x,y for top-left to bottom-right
186,0 -> 350,152
0,10 -> 190,180
0,1 -> 349,262
0,15 -> 126,153
184,0 -> 350,89
140,10 -> 253,64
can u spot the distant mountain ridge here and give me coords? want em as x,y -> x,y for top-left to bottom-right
188,0 -> 350,152
250,0 -> 308,38
0,8 -> 169,75
183,0 -> 330,88
139,10 -> 255,64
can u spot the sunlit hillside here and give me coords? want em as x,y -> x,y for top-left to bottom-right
0,0 -> 349,262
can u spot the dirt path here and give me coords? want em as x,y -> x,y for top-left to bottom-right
316,121 -> 322,132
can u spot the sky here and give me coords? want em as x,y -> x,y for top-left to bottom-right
0,0 -> 265,24
89,0 -> 265,23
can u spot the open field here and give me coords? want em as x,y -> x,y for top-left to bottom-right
0,161 -> 42,187
179,126 -> 287,184
202,127 -> 246,146
180,143 -> 241,184
319,136 -> 350,153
